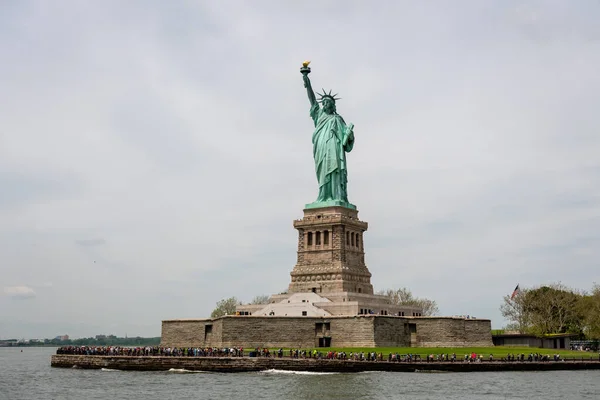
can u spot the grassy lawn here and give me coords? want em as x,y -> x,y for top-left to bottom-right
266,346 -> 597,359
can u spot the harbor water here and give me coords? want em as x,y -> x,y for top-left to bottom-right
1,347 -> 599,400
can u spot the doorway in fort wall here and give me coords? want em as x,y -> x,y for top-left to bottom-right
408,323 -> 417,346
315,321 -> 332,347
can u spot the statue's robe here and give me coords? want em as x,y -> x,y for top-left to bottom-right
310,102 -> 354,203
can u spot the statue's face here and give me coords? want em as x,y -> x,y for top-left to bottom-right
322,98 -> 336,114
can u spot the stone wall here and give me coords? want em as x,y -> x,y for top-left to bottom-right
414,318 -> 493,347
330,317 -> 375,347
373,317 -> 411,347
162,317 -> 323,348
463,318 -> 494,346
162,316 -> 377,348
161,319 -> 224,348
161,316 -> 492,348
220,317 -> 320,348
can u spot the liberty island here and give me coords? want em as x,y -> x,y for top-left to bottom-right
156,62 -> 492,348
48,62 -> 600,373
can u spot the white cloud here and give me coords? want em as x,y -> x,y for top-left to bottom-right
3,286 -> 36,299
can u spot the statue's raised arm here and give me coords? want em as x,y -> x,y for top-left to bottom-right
300,61 -> 317,107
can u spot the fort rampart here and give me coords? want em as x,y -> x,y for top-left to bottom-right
160,315 -> 493,348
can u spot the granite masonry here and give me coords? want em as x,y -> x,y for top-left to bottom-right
161,315 -> 492,348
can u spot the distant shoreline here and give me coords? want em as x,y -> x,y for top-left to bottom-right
1,338 -> 160,348
51,355 -> 600,373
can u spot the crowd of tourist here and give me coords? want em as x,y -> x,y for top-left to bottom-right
274,349 -> 383,361
55,346 -> 584,363
56,346 -> 244,357
570,341 -> 599,352
502,353 -> 562,362
286,350 -> 384,361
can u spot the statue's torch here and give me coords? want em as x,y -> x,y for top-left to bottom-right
300,60 -> 311,88
300,60 -> 311,75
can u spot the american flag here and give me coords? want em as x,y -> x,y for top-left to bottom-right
510,284 -> 520,300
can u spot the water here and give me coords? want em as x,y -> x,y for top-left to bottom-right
1,347 -> 599,400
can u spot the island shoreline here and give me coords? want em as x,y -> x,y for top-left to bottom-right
50,355 -> 600,373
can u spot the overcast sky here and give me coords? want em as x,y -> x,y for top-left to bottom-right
1,1 -> 599,339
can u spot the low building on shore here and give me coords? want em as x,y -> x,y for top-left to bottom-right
492,332 -> 577,349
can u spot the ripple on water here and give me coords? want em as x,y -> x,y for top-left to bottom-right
259,369 -> 340,375
1,348 -> 599,400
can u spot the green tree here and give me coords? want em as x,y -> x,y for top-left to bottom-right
378,288 -> 439,316
500,290 -> 531,334
500,283 -> 587,335
211,297 -> 242,318
250,295 -> 270,305
525,283 -> 584,335
581,284 -> 600,339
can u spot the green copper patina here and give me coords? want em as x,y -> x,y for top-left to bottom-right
301,62 -> 356,210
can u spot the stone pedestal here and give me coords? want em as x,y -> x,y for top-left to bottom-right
238,205 -> 423,317
288,206 -> 373,295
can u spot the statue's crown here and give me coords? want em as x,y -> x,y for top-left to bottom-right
317,89 -> 341,103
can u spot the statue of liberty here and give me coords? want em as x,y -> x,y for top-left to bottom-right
300,61 -> 356,210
